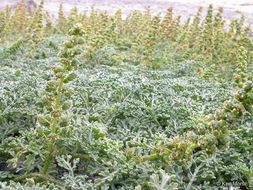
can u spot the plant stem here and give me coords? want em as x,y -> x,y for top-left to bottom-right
14,173 -> 64,186
138,154 -> 159,164
71,153 -> 90,161
41,65 -> 67,175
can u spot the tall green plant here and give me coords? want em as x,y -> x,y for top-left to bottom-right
40,23 -> 85,174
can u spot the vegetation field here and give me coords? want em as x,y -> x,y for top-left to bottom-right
0,0 -> 252,189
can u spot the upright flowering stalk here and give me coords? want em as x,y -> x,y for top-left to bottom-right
114,9 -> 123,37
26,0 -> 44,58
58,3 -> 67,33
9,0 -> 28,35
141,14 -> 161,64
40,24 -> 85,174
160,7 -> 174,40
195,4 -> 214,65
44,11 -> 58,34
68,7 -> 79,29
0,5 -> 11,42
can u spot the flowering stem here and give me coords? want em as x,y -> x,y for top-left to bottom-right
41,65 -> 67,175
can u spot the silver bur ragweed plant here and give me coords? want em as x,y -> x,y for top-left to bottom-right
40,23 -> 85,175
57,3 -> 67,33
26,0 -> 44,58
4,24 -> 85,185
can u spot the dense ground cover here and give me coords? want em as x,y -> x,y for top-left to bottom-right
0,0 -> 252,189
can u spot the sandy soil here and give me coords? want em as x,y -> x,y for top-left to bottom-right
1,0 -> 253,31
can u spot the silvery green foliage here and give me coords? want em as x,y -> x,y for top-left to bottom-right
0,181 -> 60,190
0,36 -> 252,189
57,155 -> 79,177
56,155 -> 94,189
148,169 -> 178,190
